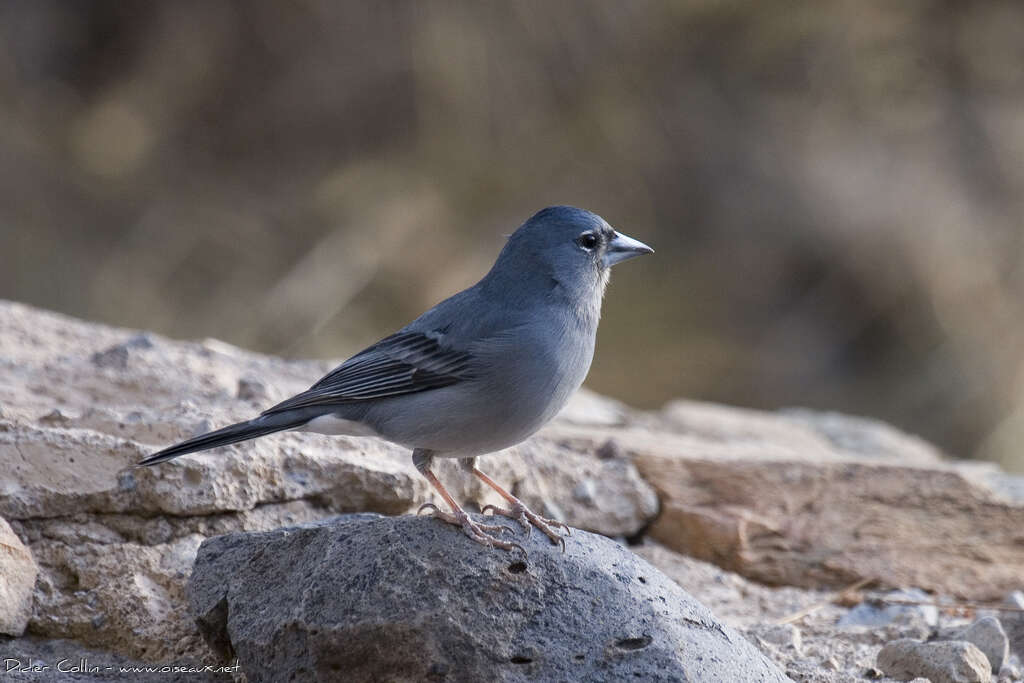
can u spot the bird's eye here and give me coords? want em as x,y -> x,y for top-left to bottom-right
577,232 -> 599,250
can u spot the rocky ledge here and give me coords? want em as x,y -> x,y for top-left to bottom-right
1,299 -> 1023,682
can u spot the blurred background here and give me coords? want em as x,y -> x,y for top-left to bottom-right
1,1 -> 1022,470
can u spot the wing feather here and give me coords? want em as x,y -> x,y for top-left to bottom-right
261,331 -> 474,414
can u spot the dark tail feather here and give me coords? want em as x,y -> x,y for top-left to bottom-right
138,414 -> 306,466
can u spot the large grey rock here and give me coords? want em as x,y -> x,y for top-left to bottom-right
188,513 -> 789,682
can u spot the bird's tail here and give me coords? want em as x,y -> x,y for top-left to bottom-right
138,412 -> 308,467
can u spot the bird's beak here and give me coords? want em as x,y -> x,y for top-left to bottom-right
603,231 -> 654,267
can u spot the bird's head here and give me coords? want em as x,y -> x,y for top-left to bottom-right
489,206 -> 653,300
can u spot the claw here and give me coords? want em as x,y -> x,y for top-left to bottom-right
415,463 -> 525,553
419,505 -> 523,552
470,468 -> 573,550
483,504 -> 532,537
550,520 -> 572,535
484,500 -> 570,548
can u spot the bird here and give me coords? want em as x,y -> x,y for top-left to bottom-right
139,206 -> 653,551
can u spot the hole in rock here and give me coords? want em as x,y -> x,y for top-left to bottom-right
615,635 -> 653,651
507,561 -> 527,574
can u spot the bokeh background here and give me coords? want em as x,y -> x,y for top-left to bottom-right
1,1 -> 1022,470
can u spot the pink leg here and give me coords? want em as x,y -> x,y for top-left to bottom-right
473,468 -> 571,551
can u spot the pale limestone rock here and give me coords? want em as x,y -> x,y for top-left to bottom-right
633,401 -> 1024,600
877,638 -> 991,683
0,516 -> 38,636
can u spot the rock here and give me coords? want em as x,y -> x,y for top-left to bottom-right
838,589 -> 939,628
1000,663 -> 1023,682
188,513 -> 789,682
235,376 -> 268,402
750,624 -> 802,652
555,388 -> 630,427
629,400 -> 1024,599
0,419 -> 425,519
636,540 -> 919,682
877,638 -> 991,683
27,533 -> 210,661
17,499 -> 339,662
936,617 -> 1009,674
1004,591 -> 1024,661
781,409 -> 944,464
634,542 -> 836,629
0,516 -> 38,636
988,474 -> 1024,504
483,437 -> 658,538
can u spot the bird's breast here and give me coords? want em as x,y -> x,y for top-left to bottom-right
358,302 -> 600,457
473,312 -> 596,438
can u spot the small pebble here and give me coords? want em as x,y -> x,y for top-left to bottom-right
998,663 -> 1022,683
572,479 -> 597,505
38,408 -> 72,425
90,334 -> 154,369
936,617 -> 1009,674
877,638 -> 991,683
595,438 -> 622,460
1003,591 -> 1024,662
237,377 -> 269,402
91,345 -> 129,369
997,663 -> 1022,682
753,624 -> 802,652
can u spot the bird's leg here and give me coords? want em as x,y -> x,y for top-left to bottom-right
469,461 -> 571,550
412,449 -> 523,553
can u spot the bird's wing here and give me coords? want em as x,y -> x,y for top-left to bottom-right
261,330 -> 474,415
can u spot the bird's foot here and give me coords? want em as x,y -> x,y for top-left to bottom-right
482,500 -> 570,551
417,503 -> 525,554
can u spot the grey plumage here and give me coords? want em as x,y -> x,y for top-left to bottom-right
140,206 -> 652,550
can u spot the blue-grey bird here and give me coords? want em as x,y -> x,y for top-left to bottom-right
139,206 -> 653,550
